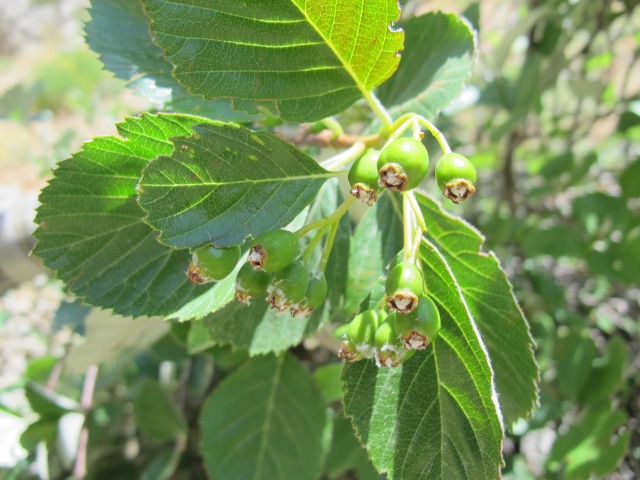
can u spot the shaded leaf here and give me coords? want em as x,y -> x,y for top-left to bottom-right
142,0 -> 404,121
377,12 -> 476,120
578,336 -> 628,407
546,403 -> 630,479
133,380 -> 187,441
202,297 -> 322,356
199,354 -> 326,480
138,122 -> 333,249
86,0 -> 253,121
33,114 -> 223,319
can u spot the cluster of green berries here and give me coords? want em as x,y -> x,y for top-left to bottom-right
187,230 -> 327,318
338,261 -> 441,367
348,137 -> 477,204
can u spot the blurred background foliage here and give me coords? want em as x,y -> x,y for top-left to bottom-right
0,0 -> 638,479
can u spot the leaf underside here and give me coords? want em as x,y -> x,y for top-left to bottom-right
142,0 -> 404,121
33,114 -> 220,319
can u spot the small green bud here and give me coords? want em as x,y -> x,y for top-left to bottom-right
385,262 -> 424,314
374,314 -> 409,368
290,272 -> 328,318
435,152 -> 477,204
394,295 -> 441,350
377,138 -> 429,192
188,244 -> 241,284
348,150 -> 382,206
247,230 -> 299,272
338,309 -> 379,362
266,260 -> 309,312
234,262 -> 270,304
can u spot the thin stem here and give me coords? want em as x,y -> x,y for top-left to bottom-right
320,117 -> 344,138
409,227 -> 423,264
74,365 -> 99,480
320,141 -> 366,171
407,191 -> 427,232
416,116 -> 452,154
402,194 -> 413,262
296,195 -> 356,238
384,112 -> 414,137
382,118 -> 414,150
364,90 -> 393,130
319,221 -> 339,272
302,225 -> 329,265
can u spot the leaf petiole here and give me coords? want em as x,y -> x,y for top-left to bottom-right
296,195 -> 356,238
416,115 -> 452,154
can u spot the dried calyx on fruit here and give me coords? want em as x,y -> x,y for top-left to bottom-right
385,261 -> 424,314
247,229 -> 299,272
338,309 -> 380,362
394,295 -> 441,350
188,244 -> 241,284
266,260 -> 309,312
374,313 -> 414,367
234,262 -> 270,304
348,149 -> 382,206
290,272 -> 328,318
377,137 -> 429,192
435,152 -> 477,204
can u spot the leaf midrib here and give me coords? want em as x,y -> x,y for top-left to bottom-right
142,171 -> 336,188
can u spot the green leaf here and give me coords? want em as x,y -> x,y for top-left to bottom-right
546,403 -> 630,479
202,297 -> 322,356
345,194 -> 403,314
33,114 -> 224,319
25,382 -> 78,419
86,0 -> 254,121
313,363 -> 344,404
141,0 -> 404,122
138,122 -> 333,249
324,410 -> 385,480
133,380 -> 187,441
578,336 -> 628,407
377,12 -> 476,119
553,329 -> 598,402
416,193 -> 538,424
199,354 -> 327,480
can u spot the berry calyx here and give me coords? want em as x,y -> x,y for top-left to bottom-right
435,152 -> 477,204
374,314 -> 410,367
377,138 -> 429,192
394,295 -> 441,350
188,244 -> 241,284
290,272 -> 328,318
234,263 -> 270,304
338,309 -> 379,362
385,261 -> 424,314
247,230 -> 299,272
266,260 -> 309,312
348,150 -> 382,206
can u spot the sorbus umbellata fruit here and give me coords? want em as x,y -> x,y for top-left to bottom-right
348,150 -> 382,206
247,230 -> 299,272
338,309 -> 379,362
234,262 -> 270,304
377,138 -> 429,192
435,152 -> 477,204
385,261 -> 424,314
394,295 -> 441,350
188,244 -> 241,284
266,260 -> 309,312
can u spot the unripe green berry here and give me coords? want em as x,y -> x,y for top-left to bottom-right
385,262 -> 424,314
248,230 -> 299,272
188,244 -> 241,284
338,309 -> 379,362
377,138 -> 429,192
435,152 -> 477,204
348,150 -> 382,206
266,260 -> 309,312
234,262 -> 270,304
394,295 -> 441,350
374,314 -> 411,367
290,272 -> 328,318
